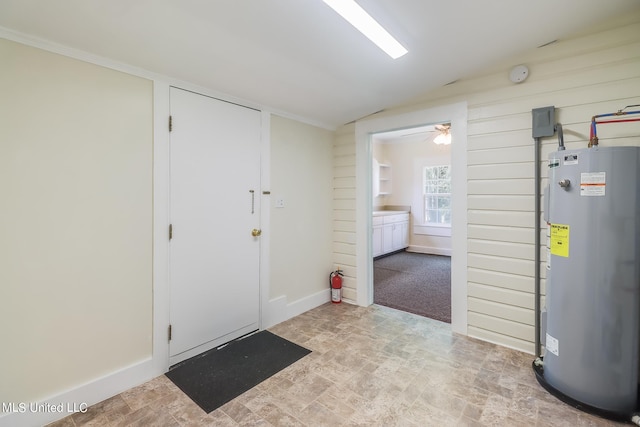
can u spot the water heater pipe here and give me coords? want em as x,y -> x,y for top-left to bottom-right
533,122 -> 564,358
589,105 -> 640,147
556,123 -> 565,151
532,121 -> 565,359
531,106 -> 559,358
534,135 -> 541,357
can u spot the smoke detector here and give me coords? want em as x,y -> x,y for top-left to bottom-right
509,64 -> 529,83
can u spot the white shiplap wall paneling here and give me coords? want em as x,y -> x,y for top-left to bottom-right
468,268 -> 534,293
468,282 -> 534,309
332,124 -> 358,303
468,224 -> 534,245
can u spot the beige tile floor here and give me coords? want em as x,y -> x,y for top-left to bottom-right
49,303 -> 626,426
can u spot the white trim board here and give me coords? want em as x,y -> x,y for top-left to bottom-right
413,225 -> 452,237
407,246 -> 452,257
152,82 -> 171,378
263,289 -> 331,329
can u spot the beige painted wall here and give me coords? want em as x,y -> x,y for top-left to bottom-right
332,10 -> 640,352
270,115 -> 334,302
0,39 -> 153,403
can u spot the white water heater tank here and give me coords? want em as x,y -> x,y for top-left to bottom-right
543,146 -> 640,414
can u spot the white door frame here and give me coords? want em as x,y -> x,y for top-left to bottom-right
153,81 -> 171,375
354,102 -> 468,335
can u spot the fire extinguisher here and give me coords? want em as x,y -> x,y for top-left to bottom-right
330,268 -> 343,303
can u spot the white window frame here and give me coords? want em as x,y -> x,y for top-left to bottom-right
423,164 -> 451,227
413,162 -> 453,237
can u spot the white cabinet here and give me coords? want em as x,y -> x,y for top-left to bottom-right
373,212 -> 409,257
372,217 -> 384,257
382,224 -> 394,254
391,220 -> 408,250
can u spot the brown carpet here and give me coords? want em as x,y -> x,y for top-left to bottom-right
374,251 -> 451,323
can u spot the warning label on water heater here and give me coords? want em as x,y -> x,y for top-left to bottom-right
550,224 -> 569,258
580,172 -> 606,196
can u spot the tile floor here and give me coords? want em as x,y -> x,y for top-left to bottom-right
48,303 -> 626,426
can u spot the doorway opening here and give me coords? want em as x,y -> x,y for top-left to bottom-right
354,102 -> 468,335
371,125 -> 452,323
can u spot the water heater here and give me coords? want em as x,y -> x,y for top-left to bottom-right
537,145 -> 640,419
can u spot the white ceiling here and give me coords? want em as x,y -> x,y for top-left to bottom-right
1,0 -> 638,128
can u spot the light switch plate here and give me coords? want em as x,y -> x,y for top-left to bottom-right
275,199 -> 285,208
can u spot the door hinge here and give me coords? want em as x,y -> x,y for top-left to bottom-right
169,115 -> 173,132
168,324 -> 172,341
169,224 -> 173,240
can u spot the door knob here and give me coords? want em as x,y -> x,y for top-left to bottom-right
251,229 -> 262,237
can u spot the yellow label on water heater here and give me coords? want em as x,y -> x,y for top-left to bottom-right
550,224 -> 569,257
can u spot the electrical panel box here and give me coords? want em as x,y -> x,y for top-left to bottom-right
532,106 -> 555,138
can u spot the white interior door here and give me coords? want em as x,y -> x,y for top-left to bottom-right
169,87 -> 261,365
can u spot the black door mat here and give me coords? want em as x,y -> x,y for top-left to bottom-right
165,330 -> 311,413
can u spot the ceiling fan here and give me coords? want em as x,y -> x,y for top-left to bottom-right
433,124 -> 451,145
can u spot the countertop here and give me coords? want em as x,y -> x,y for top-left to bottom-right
372,210 -> 409,217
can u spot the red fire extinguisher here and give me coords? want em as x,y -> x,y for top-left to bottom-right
330,268 -> 343,303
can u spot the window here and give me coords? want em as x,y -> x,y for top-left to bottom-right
423,165 -> 451,225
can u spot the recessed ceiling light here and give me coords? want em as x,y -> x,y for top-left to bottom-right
322,0 -> 408,59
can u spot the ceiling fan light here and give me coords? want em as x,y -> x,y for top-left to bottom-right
433,133 -> 451,145
322,0 -> 408,59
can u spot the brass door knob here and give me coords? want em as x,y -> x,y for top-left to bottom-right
251,229 -> 262,237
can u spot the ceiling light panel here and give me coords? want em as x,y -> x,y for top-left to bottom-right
322,0 -> 408,59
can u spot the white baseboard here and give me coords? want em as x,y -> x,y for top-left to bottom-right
0,358 -> 154,427
263,289 -> 330,329
407,245 -> 452,257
